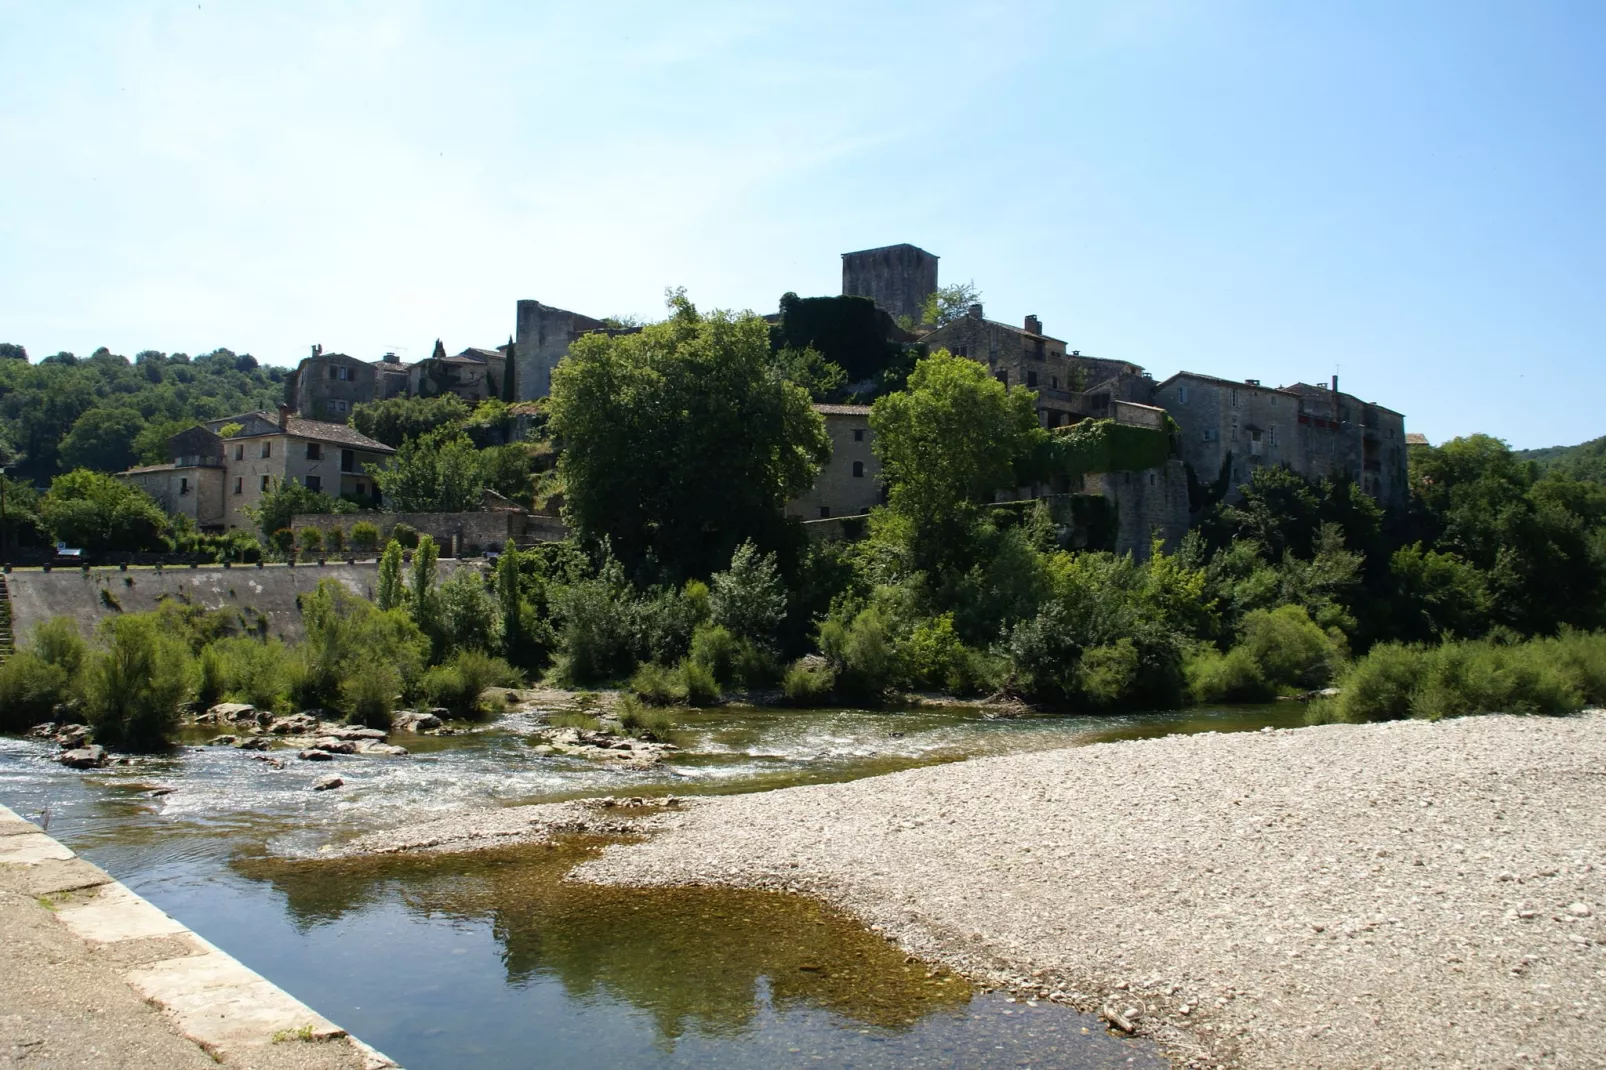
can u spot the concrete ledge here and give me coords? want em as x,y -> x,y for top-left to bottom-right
0,803 -> 399,1069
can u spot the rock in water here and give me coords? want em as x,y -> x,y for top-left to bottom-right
58,745 -> 107,769
236,736 -> 272,751
206,702 -> 257,723
311,775 -> 344,792
297,749 -> 336,762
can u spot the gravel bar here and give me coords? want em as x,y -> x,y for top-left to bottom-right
575,712 -> 1606,1069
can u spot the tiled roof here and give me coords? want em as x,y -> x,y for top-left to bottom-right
1156,371 -> 1302,397
120,463 -> 177,474
813,404 -> 872,415
1406,433 -> 1430,446
282,416 -> 395,452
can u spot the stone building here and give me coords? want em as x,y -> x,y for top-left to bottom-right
513,301 -> 616,401
287,350 -> 378,421
786,405 -> 882,520
287,343 -> 507,417
1284,380 -> 1408,512
921,307 -> 1151,429
119,408 -> 395,532
841,244 -> 939,325
407,346 -> 508,403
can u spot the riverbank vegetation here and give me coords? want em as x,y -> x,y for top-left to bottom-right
6,299 -> 1606,741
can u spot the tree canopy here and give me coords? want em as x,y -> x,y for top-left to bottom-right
549,292 -> 830,580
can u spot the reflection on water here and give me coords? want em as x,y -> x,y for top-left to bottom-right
0,701 -> 1295,1068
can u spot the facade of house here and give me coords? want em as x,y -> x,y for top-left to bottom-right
407,347 -> 508,402
119,409 -> 395,532
287,345 -> 507,418
786,405 -> 882,520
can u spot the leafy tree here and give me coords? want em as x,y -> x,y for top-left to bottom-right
917,281 -> 981,328
39,469 -> 169,552
0,343 -> 26,360
293,580 -> 427,714
58,408 -> 146,473
870,349 -> 1046,574
709,541 -> 787,645
249,478 -> 352,542
549,292 -> 830,580
408,534 -> 440,639
377,539 -> 406,610
370,429 -> 486,512
497,540 -> 524,661
349,394 -> 471,448
82,614 -> 193,748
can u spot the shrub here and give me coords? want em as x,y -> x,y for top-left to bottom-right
0,652 -> 72,731
630,662 -> 686,706
617,694 -> 674,741
197,637 -> 293,712
1538,628 -> 1606,706
82,614 -> 193,749
434,566 -> 502,656
299,527 -> 324,553
781,658 -> 835,706
1076,639 -> 1141,709
294,580 -> 428,711
390,522 -> 420,549
270,528 -> 295,555
551,576 -> 637,685
688,624 -> 739,688
898,613 -> 981,694
350,521 -> 381,553
326,527 -> 346,553
342,662 -> 400,728
1326,642 -> 1420,723
32,617 -> 86,677
1185,644 -> 1271,704
1238,605 -> 1344,692
709,541 -> 787,644
547,711 -> 601,731
819,607 -> 896,701
1410,640 -> 1578,721
677,658 -> 721,706
423,649 -> 520,719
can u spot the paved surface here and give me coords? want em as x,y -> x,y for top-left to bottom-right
0,804 -> 395,1069
577,713 -> 1606,1070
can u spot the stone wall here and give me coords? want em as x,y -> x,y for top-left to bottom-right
290,510 -> 560,556
514,300 -> 610,401
1085,458 -> 1192,559
1155,374 -> 1303,502
4,560 -> 466,645
787,407 -> 882,520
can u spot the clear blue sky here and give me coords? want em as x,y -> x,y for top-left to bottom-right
2,1 -> 1601,449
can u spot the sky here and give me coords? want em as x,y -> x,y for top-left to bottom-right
1,1 -> 1602,450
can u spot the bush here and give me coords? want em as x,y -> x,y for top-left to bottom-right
781,658 -> 835,705
32,617 -> 86,678
270,528 -> 295,555
1185,644 -> 1271,704
1538,628 -> 1606,706
299,527 -> 324,553
898,613 -> 983,694
196,637 -> 293,712
677,658 -> 721,706
434,567 -> 502,657
617,694 -> 674,741
342,662 -> 400,728
1238,605 -> 1344,692
294,580 -> 428,711
390,522 -> 420,549
326,527 -> 346,553
819,607 -> 896,701
0,652 -> 72,731
1325,643 -> 1421,722
423,649 -> 520,719
82,614 -> 193,749
630,662 -> 686,706
688,624 -> 739,688
350,521 -> 381,553
552,576 -> 637,685
1076,639 -> 1141,709
709,541 -> 787,644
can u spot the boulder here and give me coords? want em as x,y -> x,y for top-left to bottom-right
310,738 -> 359,755
208,735 -> 240,746
206,702 -> 257,723
393,711 -> 443,733
27,722 -> 58,739
311,775 -> 344,792
297,749 -> 336,762
269,713 -> 319,735
58,745 -> 107,769
55,725 -> 89,749
325,726 -> 387,742
237,736 -> 272,751
357,741 -> 408,756
250,754 -> 286,769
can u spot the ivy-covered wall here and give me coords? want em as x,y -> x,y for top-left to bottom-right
1051,416 -> 1178,484
771,293 -> 905,384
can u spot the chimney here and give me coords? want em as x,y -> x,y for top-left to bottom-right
967,303 -> 984,320
1024,314 -> 1042,335
1331,374 -> 1339,394
277,404 -> 291,430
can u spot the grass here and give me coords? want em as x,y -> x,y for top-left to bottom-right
271,1024 -> 317,1044
617,694 -> 675,741
547,711 -> 601,731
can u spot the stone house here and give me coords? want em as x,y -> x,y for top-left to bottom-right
288,350 -> 378,421
514,301 -> 629,401
407,347 -> 508,403
1284,380 -> 1408,512
1153,372 -> 1304,495
288,344 -> 507,418
786,405 -> 882,520
841,244 -> 939,325
120,409 -> 395,533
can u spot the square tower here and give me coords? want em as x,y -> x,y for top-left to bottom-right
841,243 -> 939,324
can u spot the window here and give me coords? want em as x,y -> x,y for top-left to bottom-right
1178,386 -> 1189,404
1051,377 -> 1058,389
957,345 -> 969,358
996,370 -> 1008,387
306,442 -> 322,460
1230,389 -> 1239,407
234,444 -> 244,461
1269,425 -> 1278,447
356,482 -> 366,496
1026,370 -> 1038,387
851,461 -> 865,478
260,475 -> 270,491
234,477 -> 243,494
328,366 -> 338,380
260,441 -> 272,459
852,428 -> 864,442
306,476 -> 322,493
334,399 -> 347,413
179,477 -> 189,495
819,506 -> 831,519
1202,428 -> 1218,442
341,449 -> 356,473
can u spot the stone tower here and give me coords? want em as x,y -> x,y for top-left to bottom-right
841,244 -> 939,324
513,300 -> 608,400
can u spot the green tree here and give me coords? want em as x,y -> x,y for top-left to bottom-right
249,478 -> 352,542
39,469 -> 170,552
497,540 -> 523,661
709,541 -> 787,645
549,292 -> 830,579
870,349 -> 1046,574
370,429 -> 486,512
408,534 -> 440,638
350,394 -> 471,448
917,281 -> 981,328
82,614 -> 193,748
377,539 -> 406,610
58,407 -> 146,472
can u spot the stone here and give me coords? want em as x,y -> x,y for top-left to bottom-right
311,776 -> 344,792
27,722 -> 58,739
236,736 -> 271,751
250,754 -> 286,769
297,749 -> 335,762
58,745 -> 107,769
1568,902 -> 1593,918
208,735 -> 240,747
269,713 -> 319,735
310,738 -> 359,755
358,742 -> 408,756
393,711 -> 443,733
326,727 -> 387,741
55,724 -> 89,749
206,702 -> 256,723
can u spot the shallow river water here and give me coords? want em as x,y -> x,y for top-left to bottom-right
0,702 -> 1304,1069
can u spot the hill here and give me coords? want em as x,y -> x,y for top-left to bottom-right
1516,434 -> 1606,483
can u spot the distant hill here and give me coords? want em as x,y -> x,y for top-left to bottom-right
1516,435 -> 1606,483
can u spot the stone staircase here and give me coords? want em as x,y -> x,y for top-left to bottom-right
0,572 -> 12,663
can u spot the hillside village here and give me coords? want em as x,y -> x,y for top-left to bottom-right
117,243 -> 1409,559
